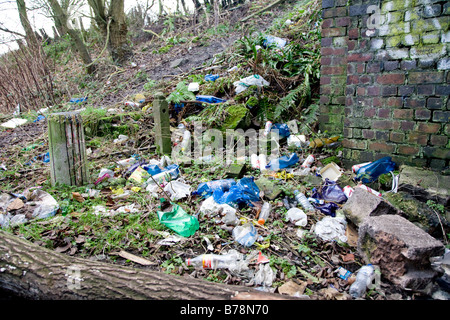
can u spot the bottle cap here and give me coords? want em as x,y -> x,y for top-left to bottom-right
257,218 -> 265,225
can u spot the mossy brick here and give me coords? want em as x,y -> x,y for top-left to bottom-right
427,97 -> 444,110
386,48 -> 409,59
408,132 -> 428,145
414,109 -> 432,120
404,9 -> 420,22
255,177 -> 282,201
410,44 -> 446,60
342,138 -> 368,150
225,163 -> 246,179
423,4 -> 442,18
398,145 -> 420,156
394,109 -> 414,119
386,35 -> 403,47
368,141 -> 396,153
402,34 -> 420,46
430,135 -> 448,146
435,85 -> 450,96
412,18 -> 448,33
409,71 -> 444,84
381,0 -> 408,12
423,146 -> 450,160
417,122 -> 441,133
422,32 -> 441,44
437,58 -> 450,70
432,111 -> 450,123
444,2 -> 450,15
390,132 -> 405,143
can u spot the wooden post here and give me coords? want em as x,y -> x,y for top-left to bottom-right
153,92 -> 172,155
47,111 -> 88,186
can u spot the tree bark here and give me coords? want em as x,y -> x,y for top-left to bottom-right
47,0 -> 95,74
107,0 -> 132,65
16,0 -> 39,47
0,230 -> 305,300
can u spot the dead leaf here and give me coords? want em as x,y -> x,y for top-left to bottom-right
69,247 -> 78,255
114,250 -> 156,266
75,235 -> 86,244
55,243 -> 71,253
278,280 -> 307,296
341,253 -> 355,262
72,192 -> 85,203
7,198 -> 24,211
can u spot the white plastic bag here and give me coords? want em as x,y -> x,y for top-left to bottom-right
254,263 -> 276,287
164,180 -> 191,201
199,196 -> 236,217
286,207 -> 307,227
233,75 -> 269,94
314,216 -> 347,242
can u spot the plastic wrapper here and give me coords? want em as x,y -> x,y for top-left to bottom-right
271,123 -> 291,138
204,74 -> 220,81
164,180 -> 192,201
157,204 -> 199,237
263,35 -> 287,49
199,196 -> 236,217
254,263 -> 276,288
10,214 -> 27,227
143,164 -> 163,176
233,75 -> 270,94
265,153 -> 299,171
354,156 -> 396,184
232,222 -> 258,247
195,95 -> 227,104
213,177 -> 260,208
25,189 -> 59,220
314,216 -> 347,242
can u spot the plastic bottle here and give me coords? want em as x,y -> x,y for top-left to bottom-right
258,202 -> 272,225
301,154 -> 315,168
349,264 -> 375,298
186,251 -> 240,269
263,121 -> 272,137
294,190 -> 315,212
180,130 -> 191,152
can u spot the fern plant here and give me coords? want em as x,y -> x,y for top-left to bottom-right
273,64 -> 312,121
166,81 -> 196,104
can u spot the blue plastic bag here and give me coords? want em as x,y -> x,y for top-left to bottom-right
174,103 -> 184,113
33,115 -> 46,123
204,74 -> 220,82
143,164 -> 162,176
213,177 -> 260,208
355,157 -> 396,183
272,123 -> 291,138
196,95 -> 227,104
192,179 -> 236,198
265,153 -> 299,171
70,97 -> 87,103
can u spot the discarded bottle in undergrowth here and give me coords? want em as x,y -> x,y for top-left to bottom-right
294,190 -> 315,212
349,264 -> 375,299
257,201 -> 272,225
186,251 -> 241,269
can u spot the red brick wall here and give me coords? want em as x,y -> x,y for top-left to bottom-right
319,0 -> 450,170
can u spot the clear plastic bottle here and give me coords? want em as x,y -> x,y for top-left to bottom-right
258,202 -> 272,225
349,264 -> 375,298
294,190 -> 315,212
186,251 -> 240,269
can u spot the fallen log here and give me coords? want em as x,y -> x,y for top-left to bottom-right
0,230 -> 307,300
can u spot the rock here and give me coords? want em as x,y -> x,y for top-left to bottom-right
358,215 -> 445,290
170,58 -> 187,69
384,191 -> 450,239
255,177 -> 282,201
398,165 -> 450,207
342,187 -> 398,226
220,104 -> 251,131
225,163 -> 247,179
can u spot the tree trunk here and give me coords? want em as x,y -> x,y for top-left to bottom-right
16,0 -> 38,47
47,0 -> 95,74
0,230 -> 304,300
107,0 -> 132,65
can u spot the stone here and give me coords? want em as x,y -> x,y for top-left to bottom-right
358,215 -> 445,290
170,58 -> 187,69
255,177 -> 282,201
342,187 -> 399,226
225,163 -> 246,179
398,165 -> 450,207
